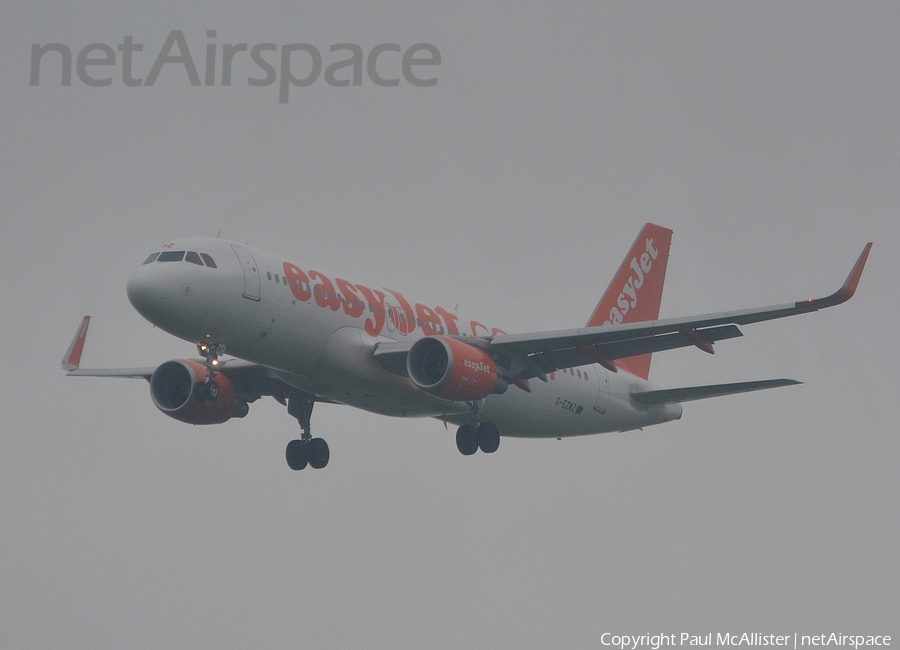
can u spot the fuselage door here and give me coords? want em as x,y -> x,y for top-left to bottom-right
593,366 -> 610,414
231,245 -> 261,301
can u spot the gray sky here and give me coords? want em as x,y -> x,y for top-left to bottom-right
2,2 -> 898,647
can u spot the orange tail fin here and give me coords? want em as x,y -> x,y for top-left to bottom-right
586,223 -> 673,379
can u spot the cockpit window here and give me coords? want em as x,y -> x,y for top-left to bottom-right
143,253 -> 159,265
185,251 -> 203,266
200,253 -> 217,268
157,251 -> 185,262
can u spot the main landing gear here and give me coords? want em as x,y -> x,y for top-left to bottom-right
285,390 -> 330,470
455,399 -> 500,456
455,422 -> 501,455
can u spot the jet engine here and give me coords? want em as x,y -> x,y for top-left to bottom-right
406,336 -> 507,401
149,360 -> 249,425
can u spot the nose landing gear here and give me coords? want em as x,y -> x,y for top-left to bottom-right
195,342 -> 226,402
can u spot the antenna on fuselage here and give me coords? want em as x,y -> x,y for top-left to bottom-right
216,229 -> 222,239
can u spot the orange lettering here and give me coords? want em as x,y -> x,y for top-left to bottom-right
336,278 -> 364,318
470,321 -> 490,337
415,304 -> 443,334
309,271 -> 340,311
355,284 -> 387,337
283,262 -> 312,301
386,289 -> 416,335
435,306 -> 459,335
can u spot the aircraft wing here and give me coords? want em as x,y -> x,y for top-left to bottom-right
489,242 -> 871,379
65,367 -> 157,379
373,243 -> 870,380
61,316 -> 304,404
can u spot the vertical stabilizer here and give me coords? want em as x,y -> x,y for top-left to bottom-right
586,223 -> 673,379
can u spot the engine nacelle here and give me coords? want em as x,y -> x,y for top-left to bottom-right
149,360 -> 248,425
406,336 -> 506,401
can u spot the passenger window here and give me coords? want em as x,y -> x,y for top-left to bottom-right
143,253 -> 159,264
200,253 -> 217,268
282,276 -> 287,286
267,272 -> 272,281
157,251 -> 185,262
185,251 -> 203,266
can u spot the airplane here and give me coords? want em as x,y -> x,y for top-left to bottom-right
62,223 -> 872,471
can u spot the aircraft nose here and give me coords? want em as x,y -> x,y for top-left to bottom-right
126,264 -> 170,323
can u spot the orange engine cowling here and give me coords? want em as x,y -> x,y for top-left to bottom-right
149,360 -> 249,425
406,336 -> 506,401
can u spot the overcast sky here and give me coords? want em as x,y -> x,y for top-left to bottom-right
1,2 -> 898,648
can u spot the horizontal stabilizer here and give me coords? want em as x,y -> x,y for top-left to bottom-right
631,378 -> 801,405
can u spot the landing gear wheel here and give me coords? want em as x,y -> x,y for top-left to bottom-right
456,425 -> 479,456
307,438 -> 330,469
194,382 -> 208,402
477,423 -> 500,454
286,439 -> 308,470
206,381 -> 219,401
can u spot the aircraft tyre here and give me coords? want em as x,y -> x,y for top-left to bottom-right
477,423 -> 500,454
194,382 -> 207,402
286,439 -> 308,470
456,425 -> 479,455
307,438 -> 330,469
206,380 -> 219,400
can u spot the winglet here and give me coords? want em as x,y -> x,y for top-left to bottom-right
805,242 -> 872,310
62,316 -> 91,371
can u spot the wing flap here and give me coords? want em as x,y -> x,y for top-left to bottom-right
524,325 -> 744,377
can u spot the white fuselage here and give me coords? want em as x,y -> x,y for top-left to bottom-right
126,238 -> 682,438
